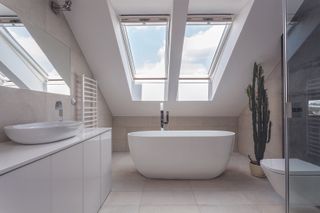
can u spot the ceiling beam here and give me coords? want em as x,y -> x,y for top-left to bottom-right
167,0 -> 189,101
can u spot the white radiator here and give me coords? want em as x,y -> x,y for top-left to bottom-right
76,74 -> 98,128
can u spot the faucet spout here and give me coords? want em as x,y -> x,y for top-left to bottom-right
160,103 -> 169,130
55,101 -> 63,121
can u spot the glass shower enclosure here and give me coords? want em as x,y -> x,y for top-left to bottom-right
285,0 -> 320,212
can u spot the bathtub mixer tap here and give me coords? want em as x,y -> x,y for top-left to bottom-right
160,103 -> 169,131
55,101 -> 63,121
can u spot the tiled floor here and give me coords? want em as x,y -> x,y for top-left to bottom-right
99,152 -> 285,213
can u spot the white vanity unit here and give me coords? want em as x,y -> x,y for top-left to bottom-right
0,128 -> 112,213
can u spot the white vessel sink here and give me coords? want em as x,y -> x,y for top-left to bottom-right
4,121 -> 82,144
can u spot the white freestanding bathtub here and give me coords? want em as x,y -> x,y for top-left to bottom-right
128,130 -> 235,179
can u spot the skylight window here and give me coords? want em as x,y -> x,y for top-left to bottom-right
120,16 -> 169,79
177,15 -> 232,101
119,15 -> 232,102
135,80 -> 165,101
178,80 -> 209,101
179,15 -> 232,79
119,16 -> 170,101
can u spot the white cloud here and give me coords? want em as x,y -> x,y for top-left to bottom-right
135,42 -> 166,78
133,24 -> 226,78
180,25 -> 226,77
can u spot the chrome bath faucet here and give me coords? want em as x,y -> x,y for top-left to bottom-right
55,101 -> 63,121
160,102 -> 169,131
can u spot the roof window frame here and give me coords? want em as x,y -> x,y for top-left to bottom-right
119,15 -> 171,81
179,14 -> 233,80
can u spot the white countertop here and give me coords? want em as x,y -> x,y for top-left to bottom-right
0,128 -> 111,176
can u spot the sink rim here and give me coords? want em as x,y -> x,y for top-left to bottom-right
4,121 -> 83,144
4,121 -> 82,130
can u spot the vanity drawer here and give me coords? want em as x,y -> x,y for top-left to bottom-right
0,158 -> 51,213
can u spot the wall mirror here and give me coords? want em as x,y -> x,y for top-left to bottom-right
0,3 -> 71,95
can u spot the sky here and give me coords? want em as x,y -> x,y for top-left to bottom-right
126,25 -> 166,78
181,24 -> 226,77
125,23 -> 226,78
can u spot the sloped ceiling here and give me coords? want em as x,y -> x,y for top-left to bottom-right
110,0 -> 250,14
0,4 -> 16,16
64,0 -> 282,116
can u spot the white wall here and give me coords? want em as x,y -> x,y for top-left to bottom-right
0,0 -> 112,142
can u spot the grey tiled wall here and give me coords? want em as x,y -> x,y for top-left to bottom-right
288,22 -> 320,165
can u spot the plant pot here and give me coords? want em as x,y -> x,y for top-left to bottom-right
249,162 -> 265,178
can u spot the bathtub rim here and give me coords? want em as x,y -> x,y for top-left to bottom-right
128,130 -> 235,138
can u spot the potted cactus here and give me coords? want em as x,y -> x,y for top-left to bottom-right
246,63 -> 272,178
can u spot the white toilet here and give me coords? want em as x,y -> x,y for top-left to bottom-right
261,158 -> 320,205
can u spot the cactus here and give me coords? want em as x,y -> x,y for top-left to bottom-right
246,63 -> 272,165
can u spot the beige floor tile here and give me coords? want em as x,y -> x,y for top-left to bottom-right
107,152 -> 286,212
99,205 -> 139,213
141,191 -> 196,205
220,168 -> 250,178
105,192 -> 142,205
140,205 -> 200,213
190,178 -> 272,192
230,179 -> 272,192
194,191 -> 251,205
290,205 -> 320,213
112,170 -> 146,181
112,178 -> 145,192
112,155 -> 146,181
199,205 -> 261,213
190,179 -> 236,191
243,190 -> 285,205
258,204 -> 285,213
143,180 -> 192,192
